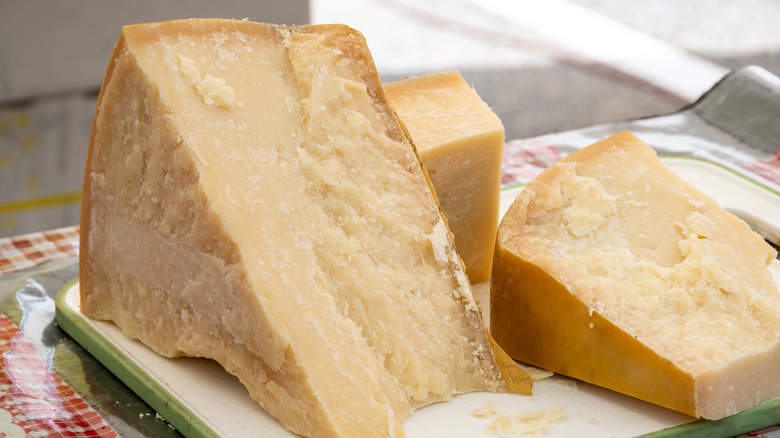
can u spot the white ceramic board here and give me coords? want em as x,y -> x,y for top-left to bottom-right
58,283 -> 696,438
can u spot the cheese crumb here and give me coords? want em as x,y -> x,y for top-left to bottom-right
196,74 -> 237,108
473,399 -> 568,437
482,407 -> 568,437
426,219 -> 478,311
687,198 -> 706,209
513,363 -> 554,381
177,55 -> 237,108
558,164 -> 616,237
554,378 -> 580,392
473,402 -> 498,418
487,416 -> 513,431
426,219 -> 450,264
177,55 -> 201,84
515,407 -> 567,423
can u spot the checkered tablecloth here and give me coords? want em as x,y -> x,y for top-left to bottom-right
0,225 -> 121,437
0,226 -> 80,275
0,312 -> 117,437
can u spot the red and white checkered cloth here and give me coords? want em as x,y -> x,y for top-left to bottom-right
0,226 -> 79,275
0,225 -> 118,437
0,314 -> 116,437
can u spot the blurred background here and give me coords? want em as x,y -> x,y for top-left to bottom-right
1,0 -> 779,237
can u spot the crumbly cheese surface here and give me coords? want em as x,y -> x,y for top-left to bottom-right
80,19 -> 504,438
509,141 -> 780,373
493,130 -> 780,419
473,402 -> 567,437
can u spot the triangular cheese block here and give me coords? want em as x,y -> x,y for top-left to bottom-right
80,19 -> 505,437
491,131 -> 780,420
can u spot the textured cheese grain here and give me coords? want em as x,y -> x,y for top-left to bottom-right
80,19 -> 506,438
384,72 -> 504,283
491,131 -> 780,420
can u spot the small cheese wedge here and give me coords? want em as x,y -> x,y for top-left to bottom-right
80,19 -> 506,438
384,72 -> 504,283
491,131 -> 780,420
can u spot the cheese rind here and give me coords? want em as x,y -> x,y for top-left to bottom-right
384,72 -> 504,283
491,131 -> 780,420
80,19 -> 505,438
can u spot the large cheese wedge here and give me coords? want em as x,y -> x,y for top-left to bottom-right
491,131 -> 780,420
80,19 -> 507,438
384,72 -> 504,283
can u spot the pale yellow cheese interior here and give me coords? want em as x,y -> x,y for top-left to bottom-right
384,72 -> 504,283
80,19 -> 504,438
491,131 -> 780,420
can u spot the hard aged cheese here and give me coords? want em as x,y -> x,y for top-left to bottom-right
384,72 -> 504,283
491,131 -> 780,420
80,19 -> 507,438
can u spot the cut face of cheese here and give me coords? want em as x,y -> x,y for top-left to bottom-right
384,72 -> 504,283
80,19 -> 506,438
491,131 -> 780,420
